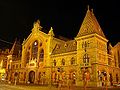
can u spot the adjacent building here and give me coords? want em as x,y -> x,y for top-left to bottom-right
0,49 -> 9,80
6,7 -> 120,87
6,39 -> 21,83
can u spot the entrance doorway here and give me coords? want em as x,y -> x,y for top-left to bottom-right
29,71 -> 35,83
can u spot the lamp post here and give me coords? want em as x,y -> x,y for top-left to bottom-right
10,60 -> 12,65
9,59 -> 12,84
49,52 -> 52,87
14,72 -> 18,85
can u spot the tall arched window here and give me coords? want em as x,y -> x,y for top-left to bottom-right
116,74 -> 119,83
39,49 -> 44,62
26,52 -> 30,63
71,57 -> 75,65
61,59 -> 65,65
32,40 -> 38,59
83,53 -> 89,66
53,60 -> 56,66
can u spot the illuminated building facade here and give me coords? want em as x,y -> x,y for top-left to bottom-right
6,7 -> 120,87
6,39 -> 21,83
0,49 -> 9,80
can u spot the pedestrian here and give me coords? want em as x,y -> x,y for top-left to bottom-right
58,74 -> 63,90
68,78 -> 72,90
58,80 -> 62,90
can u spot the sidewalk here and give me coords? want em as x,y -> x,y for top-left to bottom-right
1,81 -> 120,90
1,83 -> 102,90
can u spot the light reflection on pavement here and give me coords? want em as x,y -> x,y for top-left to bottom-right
0,82 -> 120,90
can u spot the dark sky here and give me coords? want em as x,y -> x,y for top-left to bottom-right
0,0 -> 120,49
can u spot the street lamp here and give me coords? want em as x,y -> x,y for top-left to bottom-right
10,59 -> 12,69
8,59 -> 12,84
14,72 -> 18,85
10,60 -> 12,63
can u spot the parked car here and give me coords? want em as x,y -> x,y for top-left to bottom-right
1,75 -> 5,81
116,83 -> 120,87
113,83 -> 120,87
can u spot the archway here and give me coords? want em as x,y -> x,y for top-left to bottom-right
29,71 -> 35,83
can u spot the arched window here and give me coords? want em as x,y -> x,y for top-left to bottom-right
83,53 -> 89,65
116,74 -> 119,83
52,72 -> 57,82
53,60 -> 56,66
32,40 -> 38,59
39,49 -> 44,62
61,59 -> 65,65
26,52 -> 30,63
39,72 -> 41,82
71,57 -> 75,65
114,55 -> 117,67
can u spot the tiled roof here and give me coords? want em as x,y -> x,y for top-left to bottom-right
76,8 -> 106,38
52,40 -> 77,55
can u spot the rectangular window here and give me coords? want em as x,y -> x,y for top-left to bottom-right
20,64 -> 21,68
8,64 -> 10,70
13,65 -> 15,69
108,58 -> 111,65
16,64 -> 18,69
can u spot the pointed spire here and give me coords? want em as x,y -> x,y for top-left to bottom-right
87,5 -> 90,13
48,27 -> 55,36
10,39 -> 17,55
91,8 -> 93,13
108,42 -> 113,55
10,38 -> 21,55
50,27 -> 53,31
87,5 -> 90,11
108,42 -> 113,49
76,6 -> 106,38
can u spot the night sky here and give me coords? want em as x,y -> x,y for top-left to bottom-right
0,0 -> 120,49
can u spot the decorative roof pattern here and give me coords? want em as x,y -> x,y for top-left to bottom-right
52,40 -> 77,55
76,8 -> 106,38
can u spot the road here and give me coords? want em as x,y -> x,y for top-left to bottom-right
0,82 -> 120,90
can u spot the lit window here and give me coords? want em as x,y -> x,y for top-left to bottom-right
83,53 -> 89,65
32,40 -> 38,59
39,49 -> 44,62
53,60 -> 56,66
108,58 -> 111,65
34,41 -> 37,45
71,57 -> 75,65
61,59 -> 65,65
26,52 -> 30,63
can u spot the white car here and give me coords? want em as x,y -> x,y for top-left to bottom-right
116,83 -> 120,87
113,83 -> 120,87
1,78 -> 5,81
